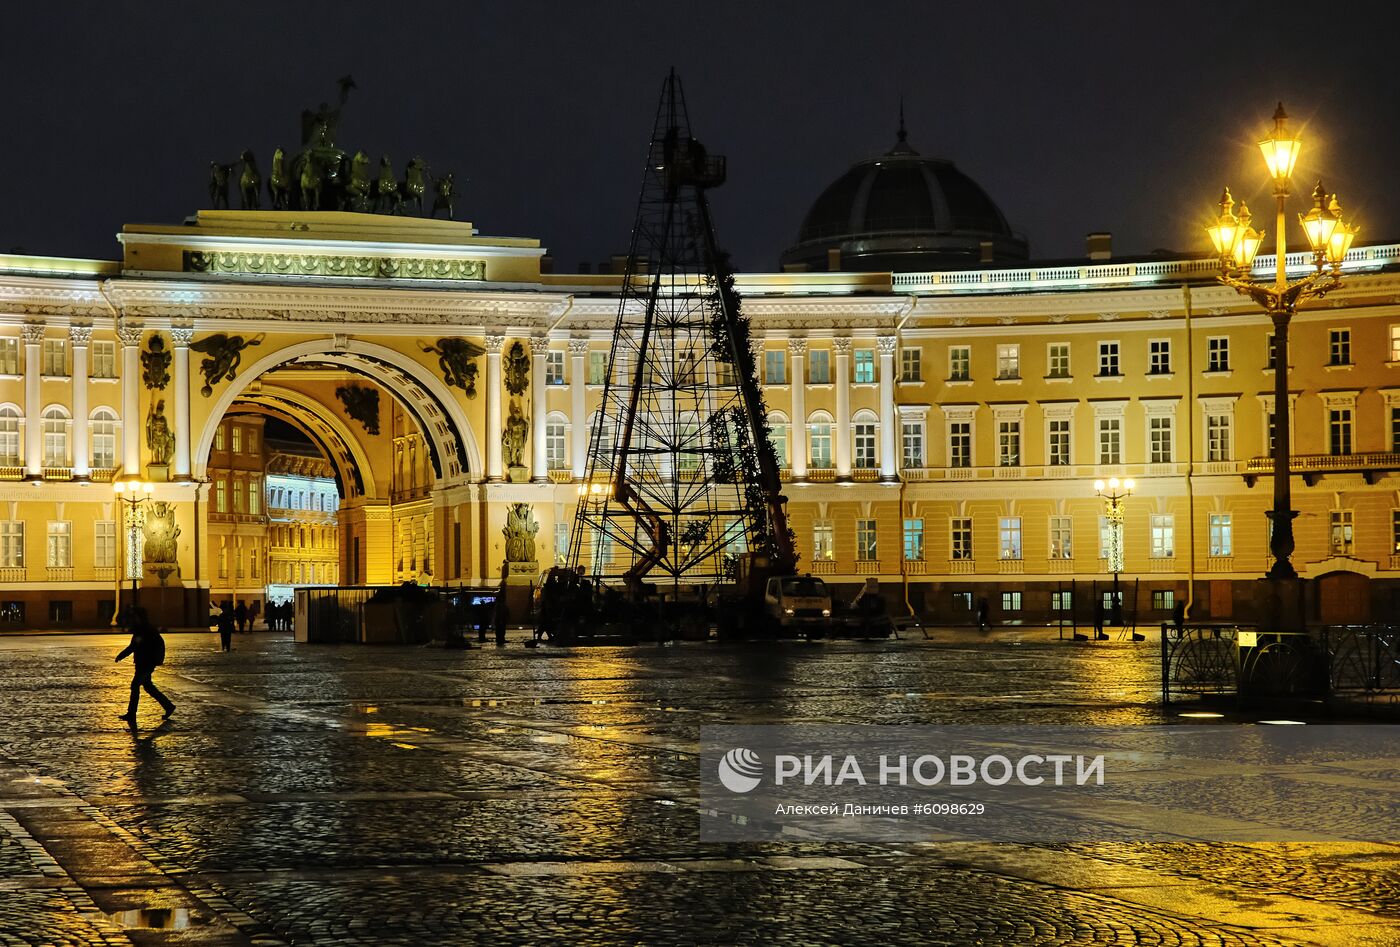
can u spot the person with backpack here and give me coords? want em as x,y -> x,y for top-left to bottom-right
216,601 -> 235,652
114,608 -> 175,724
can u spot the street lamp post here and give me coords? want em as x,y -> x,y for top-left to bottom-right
1205,103 -> 1357,627
1094,477 -> 1133,625
113,479 -> 154,620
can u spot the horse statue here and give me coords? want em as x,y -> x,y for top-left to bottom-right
431,171 -> 457,220
238,151 -> 262,210
298,153 -> 322,211
401,158 -> 428,215
268,148 -> 290,210
375,156 -> 400,214
208,162 -> 232,209
343,151 -> 372,213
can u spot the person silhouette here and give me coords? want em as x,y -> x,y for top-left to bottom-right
114,608 -> 175,724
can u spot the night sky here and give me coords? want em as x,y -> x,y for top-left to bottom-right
4,1 -> 1398,271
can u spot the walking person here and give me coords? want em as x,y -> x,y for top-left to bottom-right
234,601 -> 249,634
249,599 -> 261,631
115,608 -> 175,724
975,596 -> 989,634
1172,599 -> 1186,636
1093,599 -> 1108,640
217,602 -> 235,652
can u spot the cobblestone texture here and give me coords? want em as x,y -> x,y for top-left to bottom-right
0,631 -> 1392,945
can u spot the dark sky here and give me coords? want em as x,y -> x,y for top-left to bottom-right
4,1 -> 1398,271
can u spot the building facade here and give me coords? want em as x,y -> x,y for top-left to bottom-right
1,209 -> 1397,629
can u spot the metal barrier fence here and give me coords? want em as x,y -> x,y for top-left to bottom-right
1163,623 -> 1400,705
294,586 -> 500,644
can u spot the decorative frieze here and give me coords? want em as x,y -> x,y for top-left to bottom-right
184,250 -> 486,282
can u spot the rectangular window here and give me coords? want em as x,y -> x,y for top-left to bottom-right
1393,407 -> 1400,452
764,350 -> 787,384
1099,515 -> 1114,560
1206,414 -> 1232,462
0,522 -> 23,568
42,339 -> 65,376
1048,419 -> 1071,466
856,519 -> 877,561
812,521 -> 835,561
1150,514 -> 1174,559
853,349 -> 875,384
1266,333 -> 1277,370
949,345 -> 970,381
1152,590 -> 1176,610
808,423 -> 832,469
232,426 -> 243,453
1392,326 -> 1400,362
587,351 -> 606,385
552,522 -> 569,566
1393,510 -> 1400,554
247,428 -> 259,454
42,416 -> 67,466
1098,341 -> 1120,376
1149,339 -> 1172,374
545,350 -> 565,384
546,422 -> 567,469
91,341 -> 116,378
1207,336 -> 1230,372
714,359 -> 734,387
0,601 -> 23,623
771,424 -> 788,469
214,425 -> 226,451
1049,516 -> 1072,560
901,421 -> 925,469
49,600 -> 72,624
46,521 -> 71,568
248,476 -> 261,515
214,480 -> 227,513
1328,408 -> 1353,455
1208,513 -> 1232,557
997,420 -> 1020,467
1001,591 -> 1022,612
1329,329 -> 1351,366
999,517 -> 1022,560
1097,417 -> 1121,465
950,517 -> 973,561
900,348 -> 922,382
903,519 -> 924,561
948,421 -> 971,468
1149,416 -> 1174,463
996,344 -> 1020,379
1051,590 -> 1073,611
1047,342 -> 1070,378
853,422 -> 877,469
0,339 -> 17,375
809,350 -> 831,384
1330,510 -> 1354,555
951,591 -> 973,611
95,521 -> 116,568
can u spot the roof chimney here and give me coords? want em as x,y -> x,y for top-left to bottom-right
1087,232 -> 1112,261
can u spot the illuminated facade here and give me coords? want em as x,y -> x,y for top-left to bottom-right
1,208 -> 1398,628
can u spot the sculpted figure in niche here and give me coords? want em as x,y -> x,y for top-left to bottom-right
146,399 -> 174,466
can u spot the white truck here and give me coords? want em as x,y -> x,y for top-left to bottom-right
763,574 -> 833,637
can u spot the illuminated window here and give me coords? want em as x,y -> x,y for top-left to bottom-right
214,425 -> 226,451
214,480 -> 227,513
856,519 -> 877,561
1149,416 -> 1173,463
41,408 -> 68,466
46,521 -> 71,568
91,409 -> 117,468
587,351 -> 606,384
996,344 -> 1020,379
812,521 -> 835,561
91,341 -> 116,378
545,350 -> 565,384
1097,417 -> 1121,465
853,418 -> 877,468
901,421 -> 925,469
0,407 -> 20,465
1330,510 -> 1354,555
997,420 -> 1020,467
546,420 -> 568,469
1049,516 -> 1072,560
809,350 -> 830,383
232,426 -> 242,453
1048,419 -> 1071,466
903,519 -> 924,561
1209,514 -> 1232,557
0,339 -> 17,375
950,518 -> 973,561
853,349 -> 875,384
0,522 -> 24,568
808,415 -> 832,469
94,521 -> 116,569
1206,414 -> 1232,462
999,517 -> 1022,560
1150,514 -> 1175,559
42,339 -> 65,377
764,350 -> 786,384
1001,591 -> 1022,612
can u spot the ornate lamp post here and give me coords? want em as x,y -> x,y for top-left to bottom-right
1094,477 -> 1133,624
1206,104 -> 1357,599
113,479 -> 154,616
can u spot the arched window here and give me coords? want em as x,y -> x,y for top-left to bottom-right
91,408 -> 117,469
767,411 -> 790,470
42,407 -> 69,466
807,411 -> 833,470
545,412 -> 568,470
0,406 -> 19,466
853,409 -> 879,469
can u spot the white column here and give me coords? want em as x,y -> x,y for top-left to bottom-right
833,337 -> 852,480
530,334 -> 549,483
484,333 -> 504,481
118,322 -> 143,475
22,323 -> 44,478
569,338 -> 588,479
171,326 -> 193,479
70,325 -> 92,477
878,335 -> 898,481
788,338 -> 807,481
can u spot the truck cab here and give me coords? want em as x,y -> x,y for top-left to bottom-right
764,574 -> 833,633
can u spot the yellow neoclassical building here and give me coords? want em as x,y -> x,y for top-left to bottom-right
1,204 -> 1398,630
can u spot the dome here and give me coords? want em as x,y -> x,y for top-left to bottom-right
781,124 -> 1028,272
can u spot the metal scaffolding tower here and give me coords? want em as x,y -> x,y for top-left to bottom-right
566,71 -> 793,595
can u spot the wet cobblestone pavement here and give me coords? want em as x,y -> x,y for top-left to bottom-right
0,630 -> 1395,946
